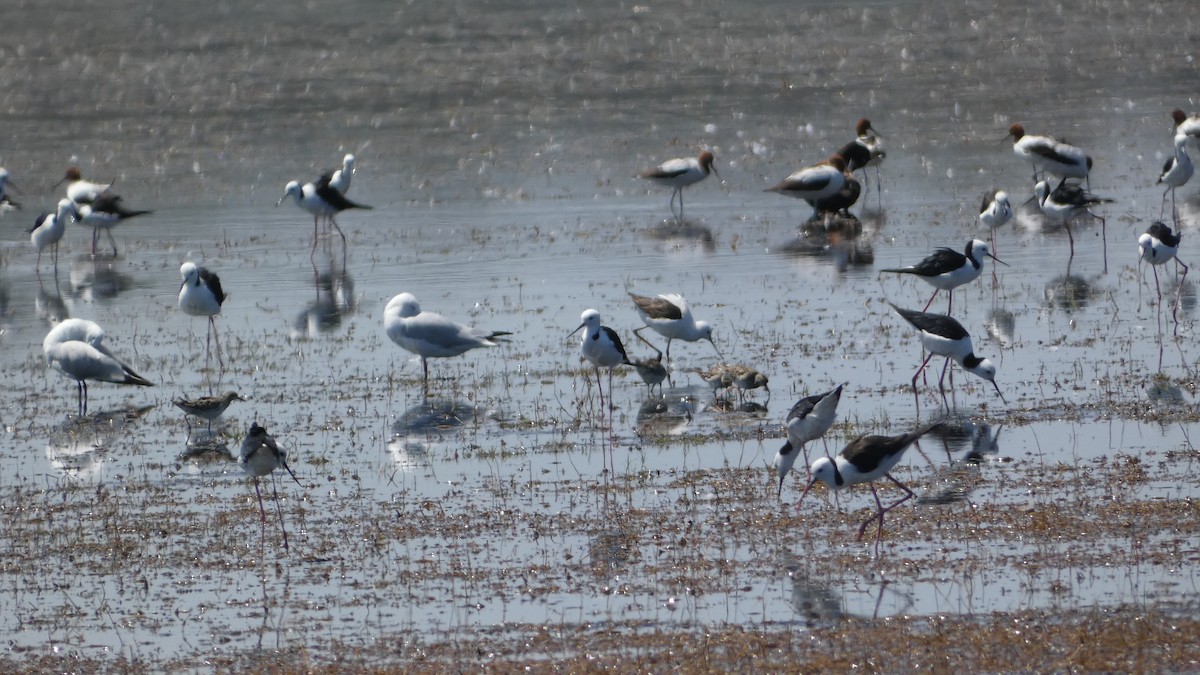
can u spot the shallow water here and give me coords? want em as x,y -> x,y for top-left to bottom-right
1,0 -> 1200,666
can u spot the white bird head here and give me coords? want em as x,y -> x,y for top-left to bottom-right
1032,180 -> 1051,206
276,180 -> 302,206
385,293 -> 421,319
799,456 -> 839,505
1138,233 -> 1155,262
569,309 -> 602,339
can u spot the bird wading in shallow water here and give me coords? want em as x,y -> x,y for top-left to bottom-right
1007,123 -> 1092,188
173,390 -> 246,433
1157,134 -> 1193,222
1138,221 -> 1189,329
1030,179 -> 1113,271
29,198 -> 77,276
569,309 -> 630,415
836,118 -> 885,207
628,292 -> 721,365
879,239 -> 1006,313
638,150 -> 718,222
239,422 -> 303,554
801,420 -> 945,554
774,383 -> 845,498
384,293 -> 511,392
766,154 -> 850,221
179,262 -> 228,372
43,318 -> 153,416
889,303 -> 1004,413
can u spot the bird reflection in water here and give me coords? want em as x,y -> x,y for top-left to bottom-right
36,278 -> 70,326
643,217 -> 716,254
919,415 -> 1003,506
291,265 -> 354,340
389,398 -> 484,470
985,307 -> 1016,349
69,258 -> 131,302
1044,274 -> 1093,311
45,405 -> 154,482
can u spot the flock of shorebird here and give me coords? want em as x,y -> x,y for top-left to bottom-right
9,108 -> 1200,550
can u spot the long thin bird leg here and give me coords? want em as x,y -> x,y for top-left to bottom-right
272,474 -> 290,554
937,356 -> 953,411
921,288 -> 938,312
911,352 -> 936,416
210,316 -> 225,369
1174,258 -> 1190,335
254,478 -> 267,558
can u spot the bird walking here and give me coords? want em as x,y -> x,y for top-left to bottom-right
1031,179 -> 1113,270
628,292 -> 721,364
30,199 -> 77,276
1157,134 -> 1193,222
773,383 -> 845,498
384,293 -> 511,391
1008,124 -> 1092,188
328,153 -> 356,194
801,420 -> 945,552
568,309 -> 630,414
277,174 -> 372,263
56,166 -> 112,206
239,422 -> 302,554
835,118 -> 886,206
173,391 -> 246,433
43,318 -> 153,416
766,155 -> 849,221
74,194 -> 152,257
879,239 -> 1005,313
629,331 -> 667,397
638,150 -> 718,222
890,303 -> 1003,412
1138,221 -> 1189,329
179,262 -> 228,372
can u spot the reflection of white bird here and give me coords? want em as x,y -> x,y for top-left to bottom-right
239,422 -> 301,553
384,293 -> 512,388
43,318 -> 153,416
45,433 -> 106,482
178,262 -> 227,370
